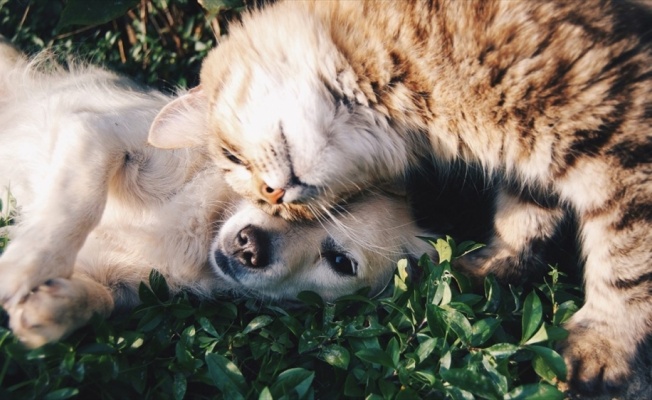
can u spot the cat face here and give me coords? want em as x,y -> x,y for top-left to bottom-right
211,193 -> 435,302
148,6 -> 410,221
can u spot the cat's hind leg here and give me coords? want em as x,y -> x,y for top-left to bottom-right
454,184 -> 565,283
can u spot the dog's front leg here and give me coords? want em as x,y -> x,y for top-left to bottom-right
0,116 -> 122,309
8,273 -> 114,347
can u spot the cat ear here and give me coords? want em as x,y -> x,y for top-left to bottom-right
148,86 -> 208,149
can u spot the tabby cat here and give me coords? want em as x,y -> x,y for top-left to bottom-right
148,0 -> 652,394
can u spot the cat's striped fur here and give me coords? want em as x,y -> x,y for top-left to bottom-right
148,0 -> 652,395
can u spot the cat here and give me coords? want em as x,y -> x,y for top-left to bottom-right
148,0 -> 652,395
0,42 -> 436,347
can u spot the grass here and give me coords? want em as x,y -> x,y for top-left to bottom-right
0,1 -> 585,398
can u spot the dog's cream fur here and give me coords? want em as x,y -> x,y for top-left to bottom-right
0,44 -> 436,347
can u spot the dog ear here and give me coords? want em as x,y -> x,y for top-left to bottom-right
148,86 -> 207,149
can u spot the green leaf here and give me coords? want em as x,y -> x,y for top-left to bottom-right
269,368 -> 314,399
442,307 -> 473,344
343,317 -> 388,338
136,308 -> 163,332
415,337 -> 439,363
149,269 -> 170,301
441,367 -> 500,399
504,383 -> 564,400
397,258 -> 409,282
544,326 -> 568,342
298,330 -> 321,354
138,283 -> 160,306
243,315 -> 273,334
523,323 -> 548,345
532,353 -> 557,383
481,275 -> 502,313
258,387 -> 273,400
481,356 -> 508,395
521,292 -> 543,344
455,241 -> 485,258
344,370 -> 365,397
296,291 -> 324,307
320,344 -> 350,369
387,337 -> 400,368
355,348 -> 396,369
470,318 -> 500,347
44,388 -> 79,400
431,276 -> 453,306
525,345 -> 567,380
483,343 -> 520,360
433,237 -> 454,263
198,0 -> 245,14
198,317 -> 221,338
57,0 -> 139,29
206,353 -> 247,400
426,304 -> 447,337
173,372 -> 187,400
522,323 -> 567,346
553,300 -> 579,325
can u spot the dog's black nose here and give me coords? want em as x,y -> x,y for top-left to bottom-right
232,225 -> 270,268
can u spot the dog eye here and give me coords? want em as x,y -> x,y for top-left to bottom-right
221,147 -> 243,165
323,251 -> 358,276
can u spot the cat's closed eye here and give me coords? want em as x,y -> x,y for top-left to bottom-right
221,147 -> 244,165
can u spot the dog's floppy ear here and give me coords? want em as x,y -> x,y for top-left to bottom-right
148,86 -> 208,149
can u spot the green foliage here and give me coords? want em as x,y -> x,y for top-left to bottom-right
0,237 -> 582,398
0,191 -> 15,256
0,0 -> 245,89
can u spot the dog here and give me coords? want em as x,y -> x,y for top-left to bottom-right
0,42 -> 437,347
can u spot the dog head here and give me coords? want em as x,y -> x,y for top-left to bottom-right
211,192 -> 437,303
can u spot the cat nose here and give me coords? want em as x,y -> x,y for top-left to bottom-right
260,183 -> 285,204
232,225 -> 270,268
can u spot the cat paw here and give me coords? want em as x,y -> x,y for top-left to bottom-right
454,246 -> 527,284
559,325 -> 632,395
7,278 -> 96,348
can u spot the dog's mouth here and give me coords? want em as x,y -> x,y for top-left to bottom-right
212,249 -> 242,283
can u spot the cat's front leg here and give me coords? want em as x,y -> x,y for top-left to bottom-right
454,185 -> 565,283
7,274 -> 114,348
561,212 -> 652,394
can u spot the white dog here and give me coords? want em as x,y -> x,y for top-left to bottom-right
0,42 -> 436,347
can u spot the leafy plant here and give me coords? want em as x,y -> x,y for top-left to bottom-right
0,0 -> 246,89
0,191 -> 15,256
0,235 -> 582,399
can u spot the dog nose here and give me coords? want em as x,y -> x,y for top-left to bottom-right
233,225 -> 270,268
260,183 -> 285,204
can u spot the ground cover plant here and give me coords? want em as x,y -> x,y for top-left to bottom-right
0,1 -> 584,398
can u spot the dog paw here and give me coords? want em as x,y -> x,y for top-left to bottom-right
7,278 -> 103,348
559,325 -> 632,395
0,258 -> 37,308
0,250 -> 75,309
